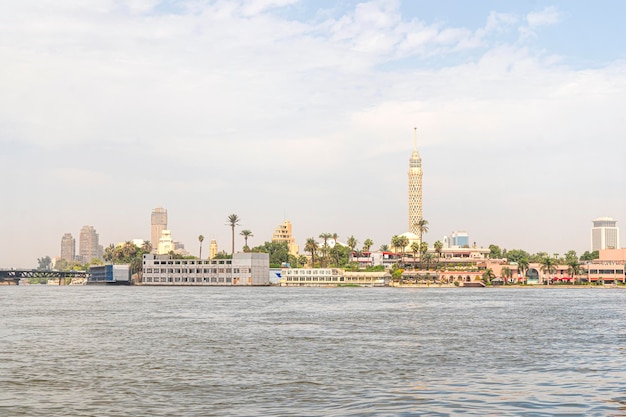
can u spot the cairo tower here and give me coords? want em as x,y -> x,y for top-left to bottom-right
408,128 -> 423,237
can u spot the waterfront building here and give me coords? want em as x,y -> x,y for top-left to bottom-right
408,128 -> 423,237
591,217 -> 619,251
272,220 -> 299,256
142,252 -> 270,286
279,268 -> 389,287
151,207 -> 167,253
88,264 -> 131,285
79,226 -> 102,264
60,233 -> 75,262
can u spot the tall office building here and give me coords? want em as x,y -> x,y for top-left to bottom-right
591,217 -> 619,251
151,207 -> 168,253
79,226 -> 101,264
450,231 -> 469,248
408,128 -> 423,237
60,233 -> 75,262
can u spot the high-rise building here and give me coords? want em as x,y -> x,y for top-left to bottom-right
591,217 -> 619,251
209,239 -> 218,259
408,128 -> 423,237
272,220 -> 299,256
79,226 -> 101,264
449,231 -> 469,248
151,207 -> 168,253
157,230 -> 175,255
60,233 -> 75,262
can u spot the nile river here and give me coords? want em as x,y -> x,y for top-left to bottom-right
1,286 -> 625,416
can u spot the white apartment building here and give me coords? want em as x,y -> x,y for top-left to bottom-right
142,253 -> 270,286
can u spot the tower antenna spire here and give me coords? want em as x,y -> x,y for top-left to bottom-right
413,127 -> 417,151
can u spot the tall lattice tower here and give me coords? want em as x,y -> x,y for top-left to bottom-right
408,128 -> 423,236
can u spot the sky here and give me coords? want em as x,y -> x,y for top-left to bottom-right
1,0 -> 625,268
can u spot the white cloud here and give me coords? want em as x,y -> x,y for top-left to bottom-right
527,6 -> 561,28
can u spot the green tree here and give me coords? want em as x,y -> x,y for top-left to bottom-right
414,219 -> 429,243
564,250 -> 578,264
240,229 -> 253,251
410,241 -> 420,267
379,244 -> 389,252
363,238 -> 374,253
319,233 -> 332,267
390,235 -> 400,254
501,266 -> 513,284
346,235 -> 358,253
37,256 -> 52,271
481,268 -> 495,285
434,240 -> 443,258
580,250 -> 599,261
397,236 -> 409,264
251,241 -> 289,267
304,238 -> 319,267
567,258 -> 582,283
489,244 -> 502,259
505,249 -> 531,264
517,257 -> 529,282
226,214 -> 241,256
419,241 -> 429,264
198,235 -> 204,259
540,256 -> 557,285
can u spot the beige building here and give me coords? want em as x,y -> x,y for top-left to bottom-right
272,220 -> 299,256
209,239 -> 218,259
60,233 -> 75,262
79,226 -> 102,264
151,207 -> 167,253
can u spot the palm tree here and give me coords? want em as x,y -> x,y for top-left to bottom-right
198,235 -> 204,259
410,241 -> 420,268
567,259 -> 582,284
240,229 -> 253,250
419,241 -> 428,265
346,235 -> 358,253
319,233 -> 332,267
363,238 -> 374,253
517,258 -> 529,283
390,235 -> 401,254
482,268 -> 495,285
304,238 -> 319,267
501,266 -> 513,284
226,214 -> 241,256
379,244 -> 389,252
540,256 -> 557,285
397,235 -> 409,265
332,232 -> 339,245
414,219 -> 429,243
434,240 -> 443,258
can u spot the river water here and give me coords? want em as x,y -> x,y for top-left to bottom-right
0,286 -> 625,416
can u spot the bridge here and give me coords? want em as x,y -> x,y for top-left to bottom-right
0,269 -> 89,285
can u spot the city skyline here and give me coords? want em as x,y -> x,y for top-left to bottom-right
1,1 -> 625,268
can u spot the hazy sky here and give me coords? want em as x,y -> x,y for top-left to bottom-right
2,0 -> 625,268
